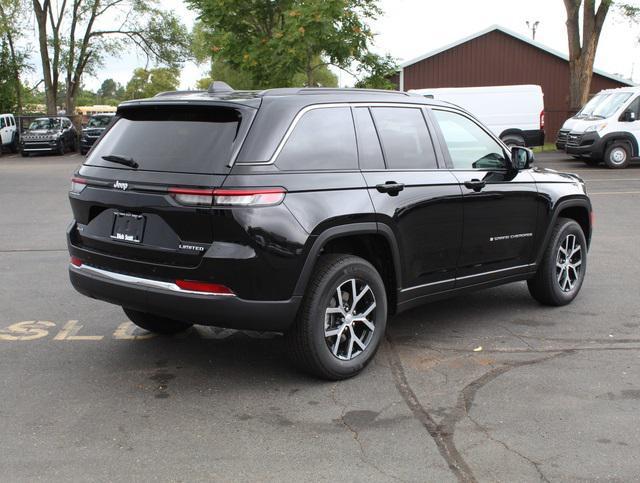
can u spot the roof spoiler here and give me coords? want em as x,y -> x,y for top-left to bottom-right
208,81 -> 234,93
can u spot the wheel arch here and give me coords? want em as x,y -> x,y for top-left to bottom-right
293,223 -> 402,313
536,198 -> 592,265
601,132 -> 638,157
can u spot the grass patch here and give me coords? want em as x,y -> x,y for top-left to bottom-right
532,143 -> 558,153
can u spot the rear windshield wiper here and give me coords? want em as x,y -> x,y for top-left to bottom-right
101,154 -> 139,169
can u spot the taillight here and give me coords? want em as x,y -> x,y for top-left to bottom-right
169,187 -> 286,207
70,256 -> 83,267
213,188 -> 286,206
70,177 -> 87,194
168,188 -> 214,206
540,110 -> 545,130
175,279 -> 235,295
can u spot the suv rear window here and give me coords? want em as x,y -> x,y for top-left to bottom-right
275,107 -> 357,171
85,106 -> 241,174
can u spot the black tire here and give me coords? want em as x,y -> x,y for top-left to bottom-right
501,134 -> 525,149
528,217 -> 587,306
285,254 -> 388,380
10,135 -> 19,153
20,150 -> 29,157
80,148 -> 88,156
123,307 -> 193,335
56,141 -> 65,155
604,141 -> 631,169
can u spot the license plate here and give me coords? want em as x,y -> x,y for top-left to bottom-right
110,212 -> 145,244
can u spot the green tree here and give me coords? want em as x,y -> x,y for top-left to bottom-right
124,67 -> 180,100
0,0 -> 31,113
97,79 -> 118,99
186,0 -> 395,88
32,0 -> 191,115
354,53 -> 398,89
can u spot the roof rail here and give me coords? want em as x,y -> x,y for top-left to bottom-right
208,81 -> 234,93
154,90 -> 204,98
258,87 -> 411,97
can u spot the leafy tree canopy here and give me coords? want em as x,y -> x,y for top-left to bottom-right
124,67 -> 181,99
187,0 -> 397,89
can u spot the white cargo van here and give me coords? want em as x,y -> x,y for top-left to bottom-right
409,85 -> 545,147
558,86 -> 640,168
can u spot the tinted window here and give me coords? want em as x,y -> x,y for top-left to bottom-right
433,109 -> 506,170
276,107 -> 357,170
353,107 -> 384,169
85,106 -> 241,174
371,107 -> 437,169
0,118 -> 5,128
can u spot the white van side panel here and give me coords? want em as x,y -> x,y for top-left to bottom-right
410,85 -> 544,138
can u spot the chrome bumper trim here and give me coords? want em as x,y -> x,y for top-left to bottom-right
71,263 -> 236,297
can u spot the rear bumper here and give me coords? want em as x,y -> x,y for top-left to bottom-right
69,263 -> 301,332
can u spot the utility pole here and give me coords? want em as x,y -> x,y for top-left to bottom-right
526,20 -> 540,40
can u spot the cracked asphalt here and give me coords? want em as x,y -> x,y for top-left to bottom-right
1,151 -> 639,482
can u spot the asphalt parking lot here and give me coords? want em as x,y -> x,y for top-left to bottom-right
1,151 -> 639,482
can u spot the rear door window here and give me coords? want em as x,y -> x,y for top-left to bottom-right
85,106 -> 242,174
370,107 -> 437,169
275,107 -> 357,171
353,107 -> 385,170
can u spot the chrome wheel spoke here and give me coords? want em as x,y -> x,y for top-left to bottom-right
352,284 -> 371,309
556,234 -> 583,293
346,327 -> 355,359
323,277 -> 377,361
352,332 -> 367,351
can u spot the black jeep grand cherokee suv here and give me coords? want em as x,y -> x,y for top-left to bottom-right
68,86 -> 592,379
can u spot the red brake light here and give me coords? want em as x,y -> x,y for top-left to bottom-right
169,187 -> 286,207
70,256 -> 83,267
540,110 -> 545,130
175,279 -> 234,295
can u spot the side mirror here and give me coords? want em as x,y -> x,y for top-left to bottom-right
511,146 -> 534,170
621,110 -> 636,122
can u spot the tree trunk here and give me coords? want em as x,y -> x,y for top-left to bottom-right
564,0 -> 611,112
33,0 -> 57,114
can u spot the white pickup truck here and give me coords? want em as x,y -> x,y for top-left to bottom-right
1,113 -> 19,153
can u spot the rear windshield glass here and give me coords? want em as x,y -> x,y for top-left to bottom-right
85,106 -> 241,174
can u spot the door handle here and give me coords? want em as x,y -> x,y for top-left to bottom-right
464,179 -> 486,192
376,181 -> 405,196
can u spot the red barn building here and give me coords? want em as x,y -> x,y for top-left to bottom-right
395,25 -> 633,140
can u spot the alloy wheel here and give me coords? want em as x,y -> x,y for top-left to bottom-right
556,234 -> 582,292
324,278 -> 377,361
